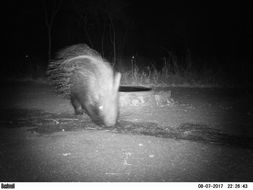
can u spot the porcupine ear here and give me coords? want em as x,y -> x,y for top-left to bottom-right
113,72 -> 121,92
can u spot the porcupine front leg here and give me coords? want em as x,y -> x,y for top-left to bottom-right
71,96 -> 84,115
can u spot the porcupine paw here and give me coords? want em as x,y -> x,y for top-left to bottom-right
74,107 -> 84,115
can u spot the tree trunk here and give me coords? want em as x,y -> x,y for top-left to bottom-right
48,26 -> 52,61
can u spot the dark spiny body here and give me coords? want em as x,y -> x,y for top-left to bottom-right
47,44 -> 121,127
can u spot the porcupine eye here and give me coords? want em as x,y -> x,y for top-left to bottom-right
99,105 -> 103,111
93,100 -> 103,114
95,95 -> 103,112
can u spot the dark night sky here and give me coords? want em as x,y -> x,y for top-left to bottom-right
5,0 -> 252,66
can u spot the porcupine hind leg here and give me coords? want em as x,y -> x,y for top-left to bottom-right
71,96 -> 84,115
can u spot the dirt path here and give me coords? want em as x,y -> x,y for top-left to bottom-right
0,81 -> 253,181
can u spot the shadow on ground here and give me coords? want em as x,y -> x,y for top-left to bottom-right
0,109 -> 252,150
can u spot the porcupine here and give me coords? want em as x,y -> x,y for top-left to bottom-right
47,44 -> 121,127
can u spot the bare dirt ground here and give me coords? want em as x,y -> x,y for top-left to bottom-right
0,81 -> 253,182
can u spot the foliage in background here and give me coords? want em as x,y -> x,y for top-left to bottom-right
2,50 -> 247,88
118,51 -> 232,88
